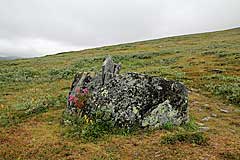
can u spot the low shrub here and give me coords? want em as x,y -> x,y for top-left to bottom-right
0,94 -> 65,127
205,83 -> 240,106
0,68 -> 41,83
219,152 -> 240,160
161,132 -> 208,145
159,57 -> 180,65
61,111 -> 114,141
48,68 -> 76,79
61,110 -> 137,141
162,122 -> 174,131
202,74 -> 240,106
181,117 -> 199,131
0,99 -> 49,127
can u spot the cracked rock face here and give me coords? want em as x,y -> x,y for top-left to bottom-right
66,56 -> 189,129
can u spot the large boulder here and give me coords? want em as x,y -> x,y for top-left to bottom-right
66,56 -> 189,129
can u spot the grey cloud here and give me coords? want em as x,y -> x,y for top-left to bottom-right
0,0 -> 240,57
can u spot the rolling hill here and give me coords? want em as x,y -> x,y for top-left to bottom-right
0,28 -> 239,160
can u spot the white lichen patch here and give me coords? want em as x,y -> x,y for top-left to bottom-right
141,100 -> 179,127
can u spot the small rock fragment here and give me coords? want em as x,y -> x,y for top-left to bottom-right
201,117 -> 211,122
202,104 -> 211,110
196,122 -> 205,126
199,127 -> 210,132
211,113 -> 217,117
219,108 -> 229,113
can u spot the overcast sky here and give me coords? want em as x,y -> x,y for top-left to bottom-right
0,0 -> 240,57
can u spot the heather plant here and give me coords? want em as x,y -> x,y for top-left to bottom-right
68,87 -> 90,109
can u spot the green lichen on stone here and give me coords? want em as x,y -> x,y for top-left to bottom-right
101,89 -> 108,97
67,58 -> 189,129
141,100 -> 179,127
132,107 -> 139,114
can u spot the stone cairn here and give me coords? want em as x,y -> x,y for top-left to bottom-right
66,56 -> 189,129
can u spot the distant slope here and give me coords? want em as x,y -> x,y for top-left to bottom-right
0,56 -> 21,60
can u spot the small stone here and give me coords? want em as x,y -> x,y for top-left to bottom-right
196,122 -> 205,126
219,108 -> 229,113
211,113 -> 217,117
202,104 -> 211,110
201,117 -> 211,122
155,154 -> 161,158
199,127 -> 210,132
190,88 -> 198,92
230,129 -> 236,133
203,104 -> 209,107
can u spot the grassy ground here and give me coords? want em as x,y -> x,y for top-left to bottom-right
0,28 -> 239,160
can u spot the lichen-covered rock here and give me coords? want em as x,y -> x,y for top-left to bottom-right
66,56 -> 189,129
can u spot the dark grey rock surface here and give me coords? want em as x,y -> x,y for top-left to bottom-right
66,56 -> 189,129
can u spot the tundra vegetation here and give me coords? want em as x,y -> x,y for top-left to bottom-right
0,28 -> 239,159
